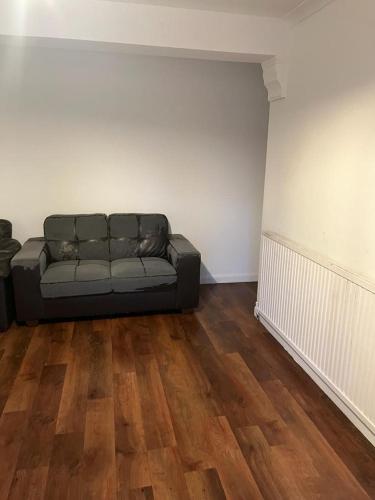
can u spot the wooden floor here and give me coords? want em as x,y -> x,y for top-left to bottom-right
0,284 -> 374,500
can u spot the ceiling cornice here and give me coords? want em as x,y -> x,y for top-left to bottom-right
285,0 -> 335,24
261,57 -> 288,102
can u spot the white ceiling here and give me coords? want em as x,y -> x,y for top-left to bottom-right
106,0 -> 305,17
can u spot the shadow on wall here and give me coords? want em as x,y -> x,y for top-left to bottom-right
168,220 -> 214,285
200,263 -> 216,284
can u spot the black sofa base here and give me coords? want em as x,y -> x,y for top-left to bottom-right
16,289 -> 178,324
0,276 -> 15,332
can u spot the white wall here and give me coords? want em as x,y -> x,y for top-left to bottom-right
0,45 -> 269,283
262,0 -> 375,281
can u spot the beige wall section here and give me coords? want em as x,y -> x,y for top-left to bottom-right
262,0 -> 375,281
0,45 -> 269,283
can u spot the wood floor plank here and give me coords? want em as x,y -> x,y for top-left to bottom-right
205,319 -> 248,354
243,418 -> 322,498
187,340 -> 271,429
185,468 -> 226,500
203,416 -> 263,500
129,318 -> 154,357
290,384 -> 375,497
47,322 -> 74,366
114,372 -> 151,498
55,321 -> 90,434
7,465 -> 49,500
0,283 -> 374,498
88,319 -> 113,400
263,379 -> 370,499
0,324 -> 30,354
4,325 -> 51,413
117,452 -> 151,499
149,315 -> 219,416
176,313 -> 215,350
148,447 -> 190,500
197,287 -> 230,326
235,425 -> 295,500
0,327 -> 32,414
148,315 -> 220,472
112,319 -> 136,374
44,432 -> 84,500
135,354 -> 176,450
114,372 -> 146,455
0,411 -> 28,499
128,486 -> 154,500
80,397 -> 116,500
15,364 -> 66,471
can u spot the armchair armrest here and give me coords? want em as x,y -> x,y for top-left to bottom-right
167,234 -> 201,309
0,239 -> 21,278
11,238 -> 47,322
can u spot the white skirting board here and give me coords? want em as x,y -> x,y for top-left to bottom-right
200,273 -> 258,284
256,232 -> 375,447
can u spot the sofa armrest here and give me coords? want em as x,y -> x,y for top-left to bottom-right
11,238 -> 47,274
167,234 -> 201,309
11,238 -> 47,322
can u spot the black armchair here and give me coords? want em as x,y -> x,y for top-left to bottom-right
0,220 -> 21,331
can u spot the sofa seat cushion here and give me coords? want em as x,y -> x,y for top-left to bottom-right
111,257 -> 176,293
41,260 -> 111,298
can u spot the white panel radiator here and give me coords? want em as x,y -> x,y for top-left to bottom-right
256,232 -> 375,446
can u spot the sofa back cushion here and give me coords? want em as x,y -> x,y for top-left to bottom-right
44,214 -> 109,262
108,214 -> 168,260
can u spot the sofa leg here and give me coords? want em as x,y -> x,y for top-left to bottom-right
26,320 -> 39,327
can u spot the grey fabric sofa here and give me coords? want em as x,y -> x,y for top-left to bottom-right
11,213 -> 201,324
0,220 -> 21,331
